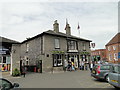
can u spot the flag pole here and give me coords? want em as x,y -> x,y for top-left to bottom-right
77,22 -> 80,37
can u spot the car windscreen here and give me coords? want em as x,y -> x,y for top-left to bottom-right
100,65 -> 110,70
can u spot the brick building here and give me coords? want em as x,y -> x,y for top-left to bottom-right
105,33 -> 120,63
11,20 -> 92,74
91,49 -> 107,63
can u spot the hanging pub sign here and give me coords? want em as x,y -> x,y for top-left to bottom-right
91,43 -> 95,48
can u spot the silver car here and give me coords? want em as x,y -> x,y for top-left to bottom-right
0,78 -> 19,90
108,64 -> 120,88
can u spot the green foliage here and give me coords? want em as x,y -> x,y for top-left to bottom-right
80,52 -> 90,55
12,68 -> 21,77
52,51 -> 64,54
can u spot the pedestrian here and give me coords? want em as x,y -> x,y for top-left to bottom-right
71,61 -> 75,71
68,61 -> 72,71
90,61 -> 93,73
81,61 -> 84,70
64,59 -> 68,71
85,61 -> 88,70
22,66 -> 26,77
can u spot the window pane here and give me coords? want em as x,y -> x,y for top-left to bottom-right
53,55 -> 57,66
113,66 -> 120,73
0,79 -> 11,89
3,57 -> 6,63
100,65 -> 110,70
55,39 -> 60,48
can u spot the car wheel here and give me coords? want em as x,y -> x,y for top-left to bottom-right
114,86 -> 119,89
105,75 -> 109,82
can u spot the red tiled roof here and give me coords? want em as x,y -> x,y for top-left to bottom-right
106,33 -> 120,46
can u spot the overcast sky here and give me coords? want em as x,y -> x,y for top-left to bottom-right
0,0 -> 119,49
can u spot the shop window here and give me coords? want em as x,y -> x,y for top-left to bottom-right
53,54 -> 63,67
3,56 -> 6,63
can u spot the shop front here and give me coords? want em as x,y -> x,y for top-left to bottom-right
0,48 -> 11,71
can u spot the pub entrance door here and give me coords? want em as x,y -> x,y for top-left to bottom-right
36,60 -> 42,73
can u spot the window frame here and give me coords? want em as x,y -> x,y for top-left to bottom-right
53,54 -> 63,67
113,45 -> 116,50
114,53 -> 118,61
26,43 -> 29,52
67,40 -> 77,50
54,39 -> 60,49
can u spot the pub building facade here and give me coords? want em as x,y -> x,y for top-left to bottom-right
0,36 -> 19,71
11,20 -> 92,73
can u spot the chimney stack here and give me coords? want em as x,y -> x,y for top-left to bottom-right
66,24 -> 71,35
53,20 -> 59,33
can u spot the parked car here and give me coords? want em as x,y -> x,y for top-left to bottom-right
0,78 -> 19,90
91,63 -> 113,82
108,64 -> 120,88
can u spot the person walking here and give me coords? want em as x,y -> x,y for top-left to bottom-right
71,61 -> 75,71
90,61 -> 93,73
64,59 -> 68,71
85,61 -> 88,70
68,61 -> 72,71
22,66 -> 26,77
81,61 -> 84,70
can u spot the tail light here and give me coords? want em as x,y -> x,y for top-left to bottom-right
96,66 -> 100,74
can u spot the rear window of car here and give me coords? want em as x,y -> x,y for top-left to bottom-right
100,65 -> 110,70
113,66 -> 120,73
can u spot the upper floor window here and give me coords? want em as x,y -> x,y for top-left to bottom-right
82,42 -> 86,50
109,54 -> 112,61
114,53 -> 118,61
108,46 -> 111,51
26,43 -> 29,52
55,39 -> 60,49
113,45 -> 116,50
68,40 -> 77,50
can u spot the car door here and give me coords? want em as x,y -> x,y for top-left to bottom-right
109,65 -> 120,87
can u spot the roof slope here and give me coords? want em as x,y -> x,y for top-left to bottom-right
106,33 -> 120,46
0,36 -> 20,43
22,30 -> 92,43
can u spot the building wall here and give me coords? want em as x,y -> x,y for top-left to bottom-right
13,33 -> 91,72
11,44 -> 20,75
91,49 -> 107,63
20,37 -> 42,66
43,34 -> 67,72
106,43 -> 120,63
